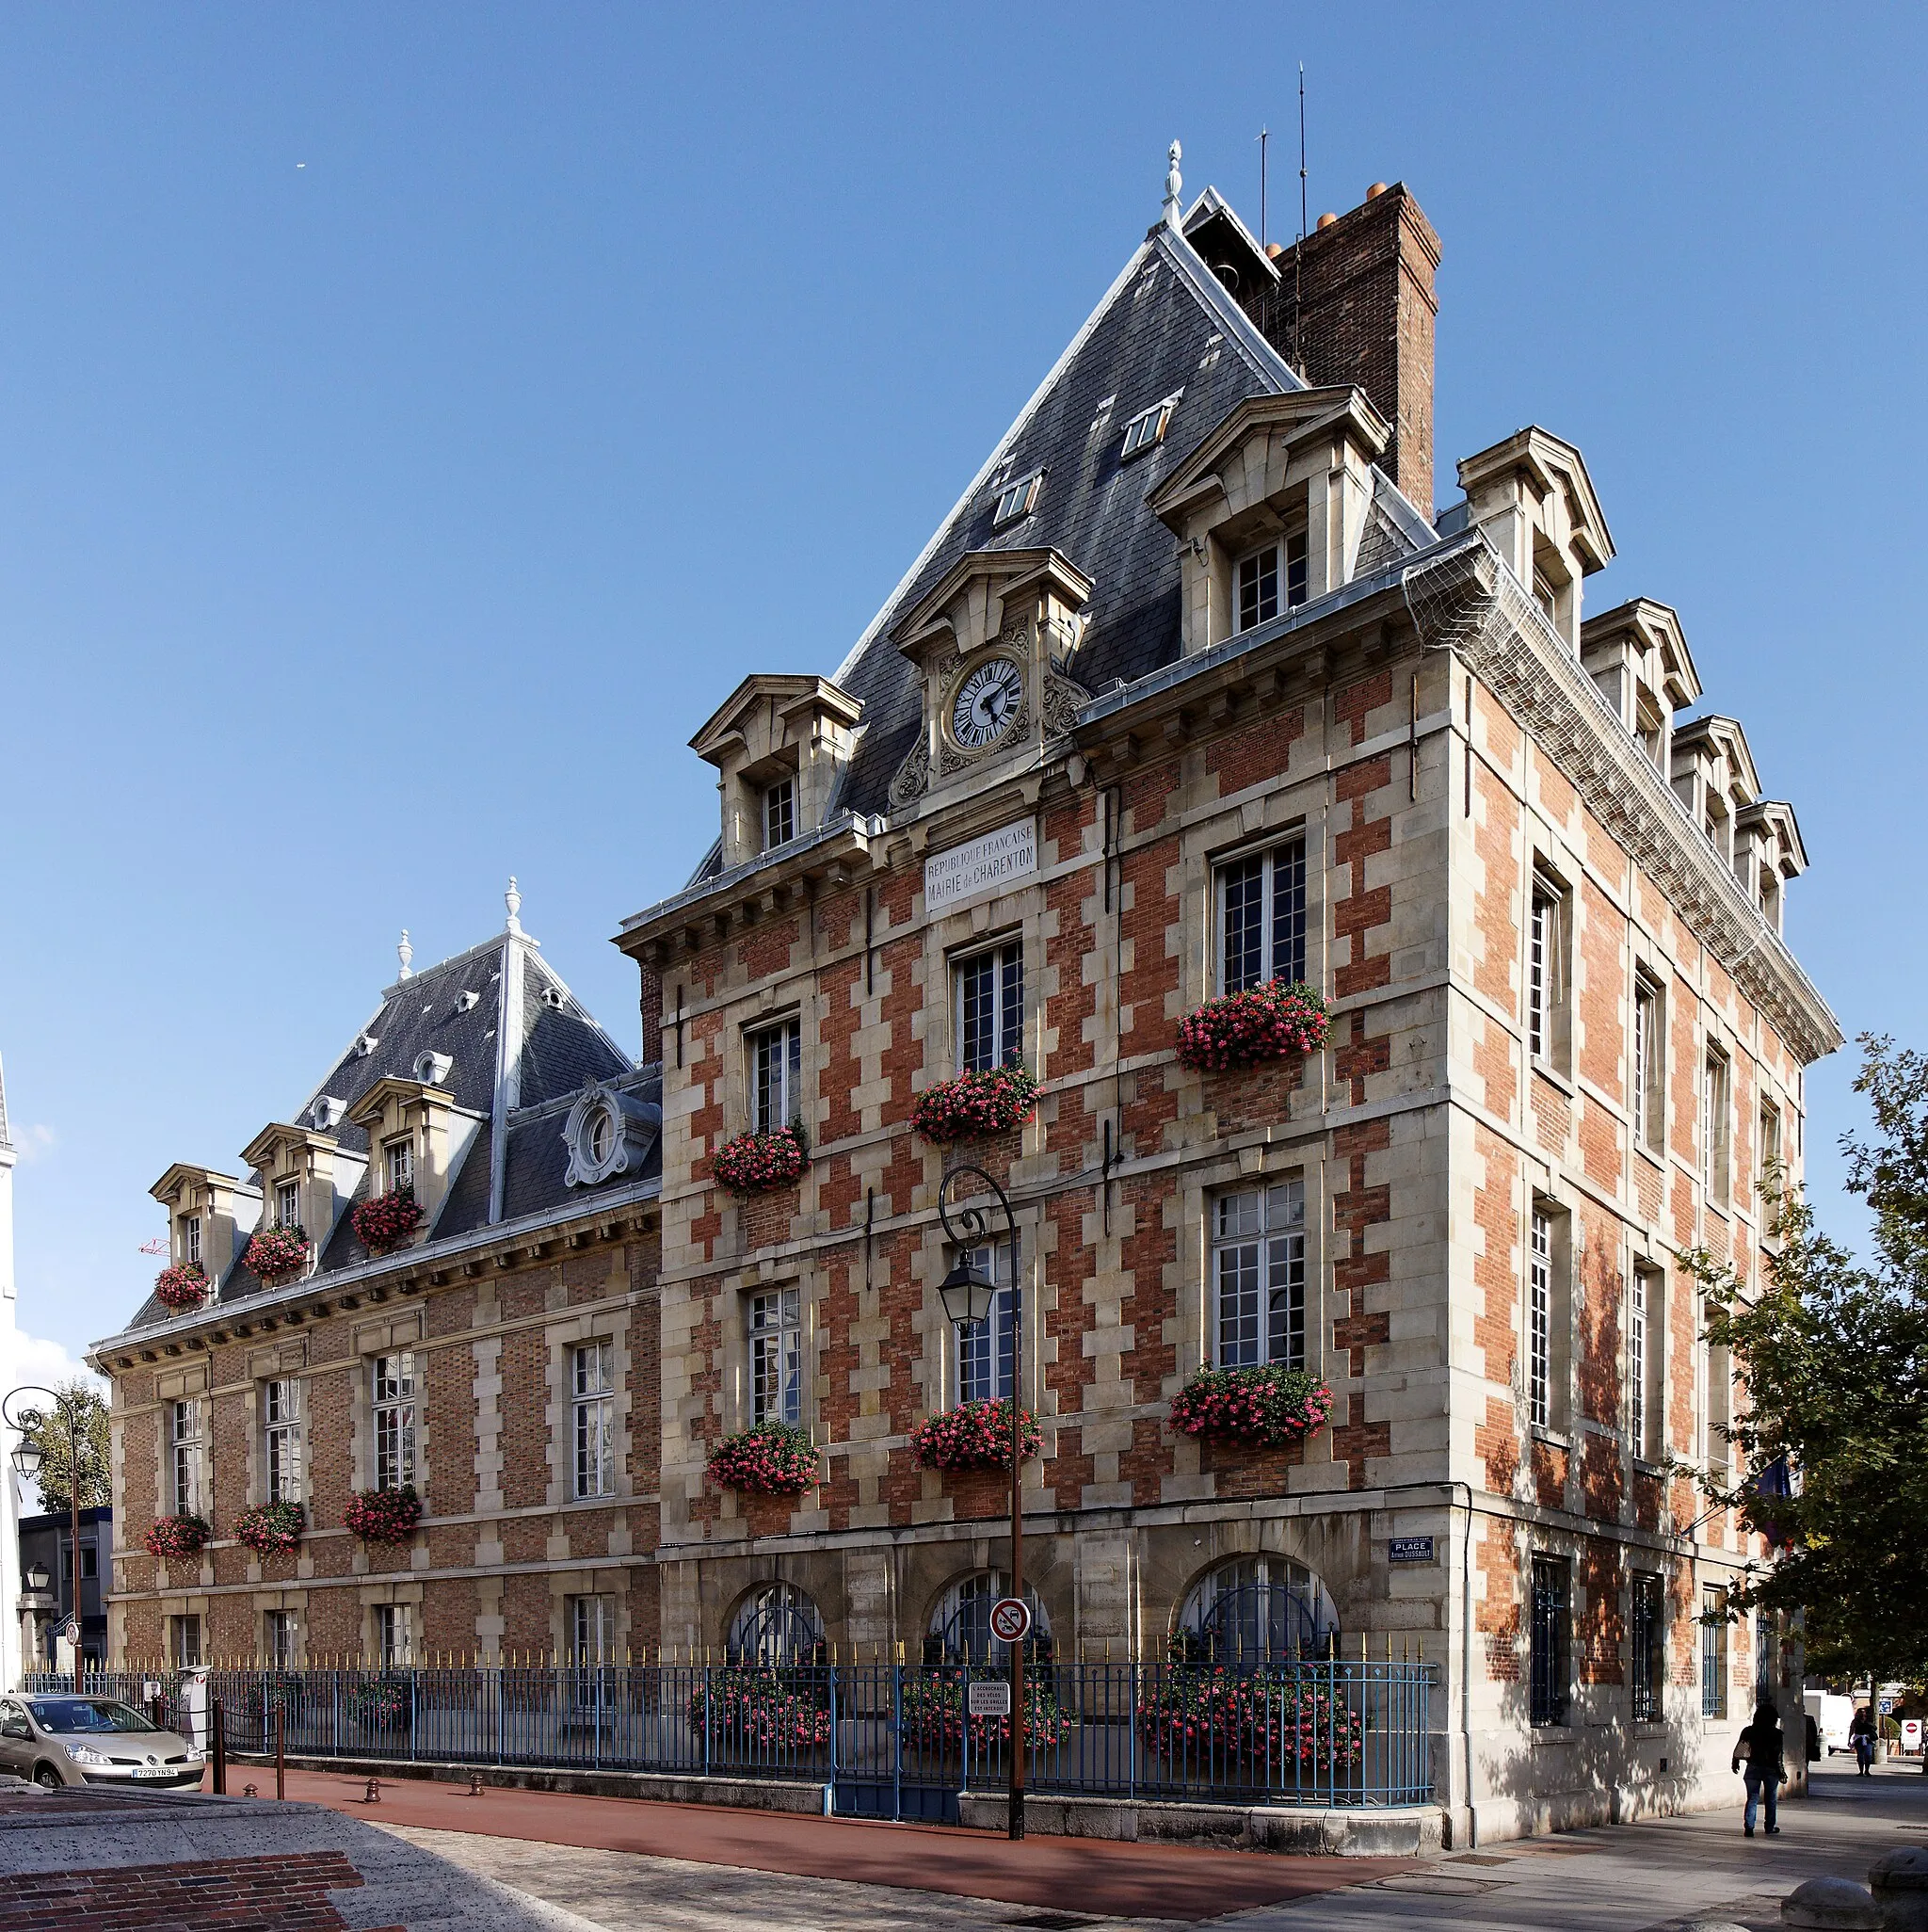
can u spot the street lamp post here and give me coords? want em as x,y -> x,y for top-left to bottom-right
5,1384 -> 87,1692
935,1162 -> 1027,1843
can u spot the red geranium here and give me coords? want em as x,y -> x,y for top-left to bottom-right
233,1500 -> 305,1557
909,1398 -> 1042,1472
910,1065 -> 1040,1145
1174,979 -> 1328,1073
1168,1364 -> 1334,1446
352,1186 -> 424,1255
144,1514 -> 212,1561
343,1486 -> 422,1543
712,1126 -> 809,1197
706,1422 -> 818,1495
153,1262 -> 211,1312
244,1224 -> 311,1283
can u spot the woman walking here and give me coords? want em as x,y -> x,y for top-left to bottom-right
1732,1700 -> 1788,1836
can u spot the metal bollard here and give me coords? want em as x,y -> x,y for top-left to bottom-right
364,1777 -> 380,1804
276,1704 -> 286,1802
211,1698 -> 227,1795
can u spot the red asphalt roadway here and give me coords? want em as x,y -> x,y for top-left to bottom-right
224,1767 -> 1415,1920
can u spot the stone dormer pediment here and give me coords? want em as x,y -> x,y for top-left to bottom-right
890,548 -> 1094,669
690,675 -> 864,872
1581,599 -> 1701,712
1674,715 -> 1759,803
1740,799 -> 1807,877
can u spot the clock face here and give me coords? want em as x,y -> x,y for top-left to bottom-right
951,656 -> 1024,750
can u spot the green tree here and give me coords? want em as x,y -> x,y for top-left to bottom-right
1681,1035 -> 1928,1682
16,1381 -> 110,1514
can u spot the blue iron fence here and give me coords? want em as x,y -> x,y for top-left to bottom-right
25,1658 -> 1434,1821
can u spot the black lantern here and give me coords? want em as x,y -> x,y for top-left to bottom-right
936,1255 -> 998,1329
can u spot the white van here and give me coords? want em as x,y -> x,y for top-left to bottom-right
1805,1691 -> 1855,1755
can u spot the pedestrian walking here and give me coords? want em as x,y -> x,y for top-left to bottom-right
1850,1705 -> 1876,1778
1732,1700 -> 1788,1836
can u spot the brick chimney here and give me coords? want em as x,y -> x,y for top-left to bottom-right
1243,183 -> 1441,521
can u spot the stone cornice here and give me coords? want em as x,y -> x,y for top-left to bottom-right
1400,534 -> 1841,1066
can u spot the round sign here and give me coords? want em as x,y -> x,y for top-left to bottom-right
988,1597 -> 1032,1645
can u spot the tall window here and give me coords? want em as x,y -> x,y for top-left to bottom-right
956,941 -> 1023,1073
264,1378 -> 304,1504
275,1181 -> 300,1229
372,1353 -> 417,1492
1212,1180 -> 1307,1371
570,1594 -> 618,1664
1631,1573 -> 1664,1723
169,1614 -> 202,1667
956,1239 -> 1018,1404
1632,974 -> 1664,1155
385,1137 -> 414,1194
1701,1588 -> 1728,1718
375,1602 -> 412,1668
1702,1048 -> 1731,1204
572,1342 -> 616,1498
1216,838 -> 1307,994
170,1399 -> 202,1517
265,1609 -> 297,1668
1631,1267 -> 1664,1461
1628,1269 -> 1648,1459
1529,1208 -> 1553,1429
1528,875 -> 1566,1066
1707,1338 -> 1732,1477
763,776 -> 796,851
180,1215 -> 201,1265
1759,1100 -> 1783,1229
749,1289 -> 802,1425
748,1018 -> 801,1135
1234,531 -> 1309,634
1530,1556 -> 1569,1727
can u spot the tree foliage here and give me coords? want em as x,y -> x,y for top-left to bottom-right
16,1380 -> 111,1514
1680,1035 -> 1928,1682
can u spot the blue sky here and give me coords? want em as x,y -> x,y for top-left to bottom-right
3,4 -> 1921,1381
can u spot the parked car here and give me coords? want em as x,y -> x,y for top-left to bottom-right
0,1695 -> 203,1791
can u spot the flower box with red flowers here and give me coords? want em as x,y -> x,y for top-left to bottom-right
153,1262 -> 211,1312
1167,1363 -> 1334,1447
909,1397 -> 1043,1473
706,1421 -> 818,1496
1136,1664 -> 1362,1767
910,1065 -> 1040,1145
144,1514 -> 212,1562
711,1125 -> 809,1198
352,1186 -> 425,1256
1174,978 -> 1329,1073
233,1499 -> 305,1558
243,1224 -> 312,1284
342,1485 -> 422,1544
697,1666 -> 832,1750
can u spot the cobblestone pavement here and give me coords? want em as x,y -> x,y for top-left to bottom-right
369,1760 -> 1928,1932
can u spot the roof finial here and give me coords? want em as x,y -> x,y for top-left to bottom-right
505,877 -> 522,936
1163,138 -> 1183,229
396,930 -> 413,981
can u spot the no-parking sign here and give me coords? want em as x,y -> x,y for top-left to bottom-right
988,1597 -> 1033,1645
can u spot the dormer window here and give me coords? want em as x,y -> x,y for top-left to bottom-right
384,1138 -> 414,1194
180,1214 -> 201,1265
1120,393 -> 1180,459
1635,699 -> 1665,771
763,776 -> 796,852
1235,533 -> 1309,634
992,471 -> 1042,527
275,1181 -> 300,1229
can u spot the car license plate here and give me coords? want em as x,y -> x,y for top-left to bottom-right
135,1765 -> 176,1779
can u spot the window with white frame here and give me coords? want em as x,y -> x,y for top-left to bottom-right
264,1608 -> 297,1667
1702,1047 -> 1731,1205
955,940 -> 1023,1073
1119,393 -> 1180,459
570,1593 -> 618,1664
748,1018 -> 801,1136
170,1399 -> 202,1517
1759,1099 -> 1783,1224
763,776 -> 796,851
372,1353 -> 417,1492
1234,530 -> 1309,634
1212,1180 -> 1307,1371
264,1378 -> 304,1504
180,1215 -> 201,1265
169,1614 -> 202,1667
992,471 -> 1042,526
956,1239 -> 1019,1405
749,1288 -> 802,1426
1707,1337 -> 1733,1477
572,1341 -> 616,1498
1216,837 -> 1307,993
1632,973 -> 1664,1156
1631,1265 -> 1664,1462
275,1180 -> 300,1229
374,1602 -> 412,1668
1527,1205 -> 1570,1432
1527,872 -> 1567,1068
384,1137 -> 414,1194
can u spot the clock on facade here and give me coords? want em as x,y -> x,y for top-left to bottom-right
950,656 -> 1025,750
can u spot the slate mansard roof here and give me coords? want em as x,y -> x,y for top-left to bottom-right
118,914 -> 658,1334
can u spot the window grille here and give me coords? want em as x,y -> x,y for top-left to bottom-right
1529,1556 -> 1569,1727
1702,1588 -> 1728,1717
1631,1573 -> 1663,1723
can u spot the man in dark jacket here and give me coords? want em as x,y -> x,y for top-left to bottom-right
1733,1701 -> 1788,1836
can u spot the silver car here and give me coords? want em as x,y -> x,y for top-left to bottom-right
0,1694 -> 204,1791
